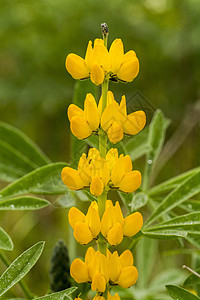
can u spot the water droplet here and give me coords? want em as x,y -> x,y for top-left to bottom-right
10,204 -> 15,209
188,204 -> 192,209
147,159 -> 152,165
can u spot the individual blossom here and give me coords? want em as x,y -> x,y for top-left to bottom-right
70,247 -> 138,293
61,148 -> 141,196
68,93 -> 100,140
68,201 -> 101,245
101,200 -> 143,246
66,38 -> 139,85
93,292 -> 121,299
100,91 -> 146,144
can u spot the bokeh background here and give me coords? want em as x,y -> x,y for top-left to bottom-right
0,0 -> 200,298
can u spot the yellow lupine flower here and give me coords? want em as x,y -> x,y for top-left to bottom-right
68,201 -> 101,245
70,247 -> 138,291
93,292 -> 121,300
101,200 -> 143,246
62,148 -> 141,196
68,93 -> 100,140
101,91 -> 146,144
65,38 -> 139,85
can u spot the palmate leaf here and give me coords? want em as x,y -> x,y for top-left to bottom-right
145,170 -> 200,227
0,227 -> 13,251
0,241 -> 44,297
35,287 -> 77,299
0,163 -> 67,198
0,121 -> 50,182
166,284 -> 200,300
0,196 -> 50,210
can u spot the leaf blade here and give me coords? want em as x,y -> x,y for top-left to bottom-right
0,196 -> 50,210
0,227 -> 13,251
166,284 -> 200,300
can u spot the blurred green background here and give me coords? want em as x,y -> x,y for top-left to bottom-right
1,0 -> 200,298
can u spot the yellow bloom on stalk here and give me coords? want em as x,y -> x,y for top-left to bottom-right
68,201 -> 101,245
70,247 -> 138,292
68,93 -> 100,139
66,38 -> 139,85
68,199 -> 143,246
100,91 -> 146,144
61,148 -> 141,196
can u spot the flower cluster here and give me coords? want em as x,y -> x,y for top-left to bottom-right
61,148 -> 141,196
66,38 -> 139,85
62,24 -> 145,299
68,200 -> 143,245
68,91 -> 146,143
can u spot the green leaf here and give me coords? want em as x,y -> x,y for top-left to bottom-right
0,196 -> 50,210
186,234 -> 200,248
180,200 -> 200,213
143,109 -> 170,190
0,163 -> 67,198
35,287 -> 77,299
129,192 -> 149,211
0,121 -> 51,182
0,227 -> 13,251
149,167 -> 200,196
0,241 -> 45,297
151,269 -> 187,291
166,284 -> 200,300
143,229 -> 189,239
145,170 -> 200,227
184,268 -> 200,286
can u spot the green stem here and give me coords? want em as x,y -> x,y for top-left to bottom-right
0,251 -> 34,299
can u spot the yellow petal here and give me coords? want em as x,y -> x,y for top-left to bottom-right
94,38 -> 104,46
74,221 -> 93,244
117,266 -> 138,288
108,292 -> 121,300
123,110 -> 146,135
117,54 -> 139,82
85,40 -> 93,71
108,251 -> 122,283
101,102 -> 118,132
68,207 -> 85,229
123,155 -> 132,172
123,212 -> 143,237
67,104 -> 84,122
119,95 -> 127,123
107,223 -> 123,246
105,199 -> 114,208
78,153 -> 91,185
61,167 -> 84,190
85,205 -> 101,237
106,148 -> 119,172
101,206 -> 114,237
84,93 -> 100,130
119,250 -> 134,267
109,38 -> 124,74
90,176 -> 104,196
114,201 -> 124,225
70,258 -> 89,283
70,116 -> 92,139
85,247 -> 96,265
107,121 -> 124,144
111,157 -> 125,186
98,91 -> 115,115
66,53 -> 89,79
90,62 -> 104,85
91,272 -> 106,293
93,43 -> 110,72
93,295 -> 105,300
118,170 -> 141,193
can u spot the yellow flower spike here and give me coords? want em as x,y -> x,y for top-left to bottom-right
108,292 -> 121,300
91,272 -> 106,293
70,116 -> 92,139
84,93 -> 100,131
90,176 -> 104,196
109,38 -> 124,74
119,250 -> 134,267
70,258 -> 90,283
61,167 -> 84,190
107,121 -> 124,144
65,53 -> 89,80
109,251 -> 122,282
74,221 -> 93,245
90,62 -> 104,85
117,266 -> 138,288
118,170 -> 141,193
85,205 -> 101,237
123,110 -> 146,135
107,222 -> 123,246
67,104 -> 84,121
123,212 -> 143,237
117,50 -> 139,82
85,247 -> 95,265
68,207 -> 85,229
